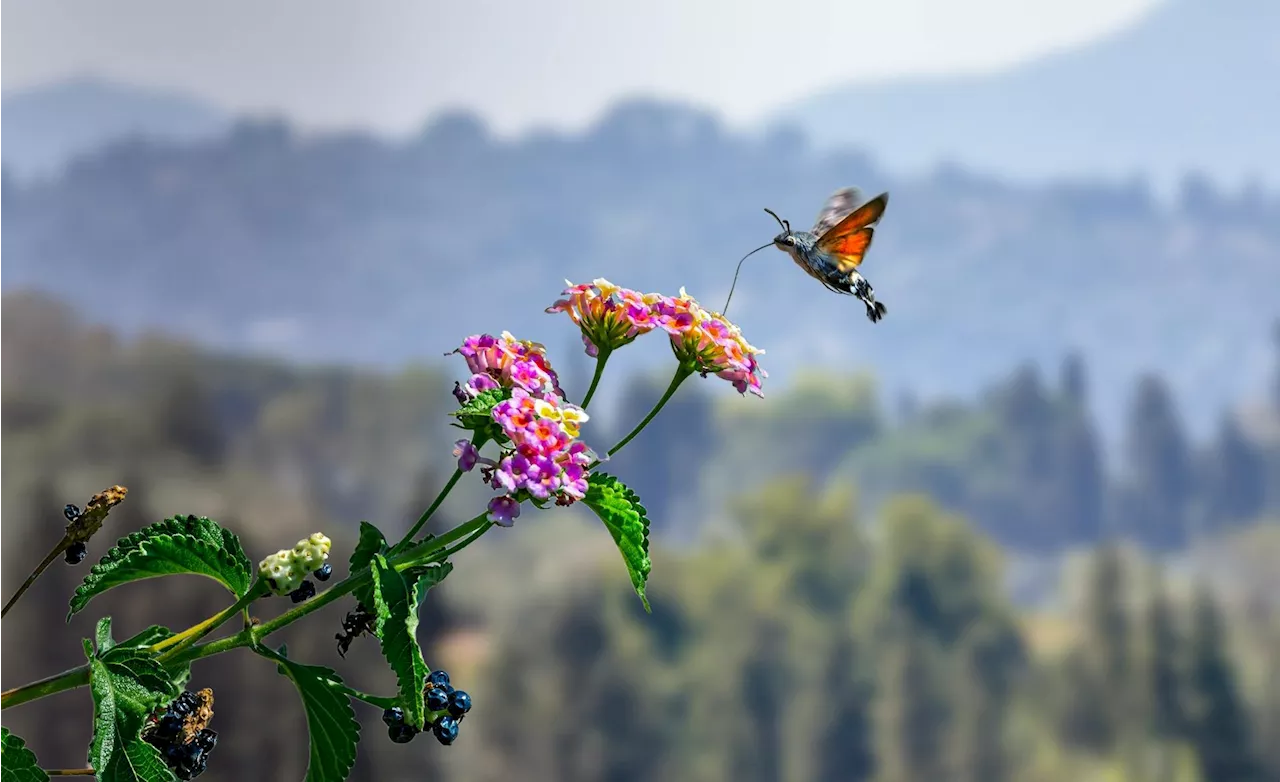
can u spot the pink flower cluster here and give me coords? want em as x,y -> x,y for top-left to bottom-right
546,278 -> 660,357
450,332 -> 596,526
451,331 -> 564,404
547,278 -> 767,397
653,288 -> 767,397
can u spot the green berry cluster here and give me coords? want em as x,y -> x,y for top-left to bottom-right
257,533 -> 332,597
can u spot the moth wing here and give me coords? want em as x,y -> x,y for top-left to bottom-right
811,187 -> 865,237
814,193 -> 888,273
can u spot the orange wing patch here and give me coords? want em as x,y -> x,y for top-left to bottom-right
815,192 -> 888,272
821,227 -> 875,272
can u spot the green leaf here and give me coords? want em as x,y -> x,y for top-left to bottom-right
371,554 -> 429,729
583,472 -> 652,612
348,521 -> 388,607
114,625 -> 178,651
273,651 -> 360,782
68,515 -> 253,620
452,386 -> 509,438
85,640 -> 178,782
97,616 -> 117,653
349,522 -> 387,575
403,561 -> 454,610
2,727 -> 50,782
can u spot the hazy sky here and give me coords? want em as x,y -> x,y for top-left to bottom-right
3,0 -> 1160,136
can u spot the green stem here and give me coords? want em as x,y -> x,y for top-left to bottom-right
397,468 -> 463,550
396,433 -> 488,551
1,665 -> 90,709
153,583 -> 265,660
3,513 -> 489,711
435,521 -> 493,561
2,536 -> 71,619
579,347 -> 611,410
254,512 -> 487,640
595,364 -> 694,466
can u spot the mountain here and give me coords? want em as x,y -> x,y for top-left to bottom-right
780,0 -> 1280,188
2,104 -> 1277,441
1,77 -> 231,181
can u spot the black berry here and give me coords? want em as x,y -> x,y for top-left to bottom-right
64,542 -> 87,565
314,563 -> 333,581
290,581 -> 317,603
447,690 -> 472,717
172,691 -> 201,716
153,714 -> 183,741
426,669 -> 450,688
432,715 -> 460,745
63,504 -> 81,521
388,724 -> 418,744
194,729 -> 217,753
426,687 -> 450,712
382,707 -> 404,727
174,745 -> 207,780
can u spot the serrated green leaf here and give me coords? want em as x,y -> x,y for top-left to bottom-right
453,387 -> 509,438
97,616 -> 117,653
583,472 -> 652,612
274,653 -> 360,782
371,554 -> 429,729
2,727 -> 50,782
403,561 -> 454,610
85,640 -> 177,782
68,516 -> 253,620
114,625 -> 177,651
349,522 -> 387,574
348,521 -> 388,607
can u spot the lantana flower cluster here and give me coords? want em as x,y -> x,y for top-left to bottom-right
450,333 -> 596,527
258,533 -> 332,596
548,278 -> 767,397
545,278 -> 660,357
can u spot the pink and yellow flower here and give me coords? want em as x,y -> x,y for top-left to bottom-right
546,278 -> 661,356
451,333 -> 598,521
451,332 -> 564,401
653,287 -> 767,397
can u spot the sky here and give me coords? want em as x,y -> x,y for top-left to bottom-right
3,0 -> 1160,137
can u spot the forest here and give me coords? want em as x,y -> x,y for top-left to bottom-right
2,290 -> 1278,781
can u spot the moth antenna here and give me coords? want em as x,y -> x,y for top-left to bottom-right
763,208 -> 790,235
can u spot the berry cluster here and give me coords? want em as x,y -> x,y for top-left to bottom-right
142,688 -> 218,780
62,504 -> 88,564
381,669 -> 472,747
257,533 -> 333,601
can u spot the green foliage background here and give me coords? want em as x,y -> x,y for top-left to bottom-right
3,293 -> 1280,782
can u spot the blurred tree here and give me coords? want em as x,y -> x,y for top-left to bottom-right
1142,572 -> 1188,740
475,579 -> 672,782
155,370 -> 227,468
1050,401 -> 1106,545
1271,319 -> 1280,413
946,622 -> 1023,782
872,625 -> 950,782
1059,352 -> 1089,409
1118,375 -> 1193,548
1060,544 -> 1136,752
1200,414 -> 1266,530
1182,587 -> 1264,782
857,496 -> 1024,782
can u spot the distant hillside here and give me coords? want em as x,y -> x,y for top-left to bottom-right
781,0 -> 1280,187
2,105 -> 1278,439
1,77 -> 230,180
